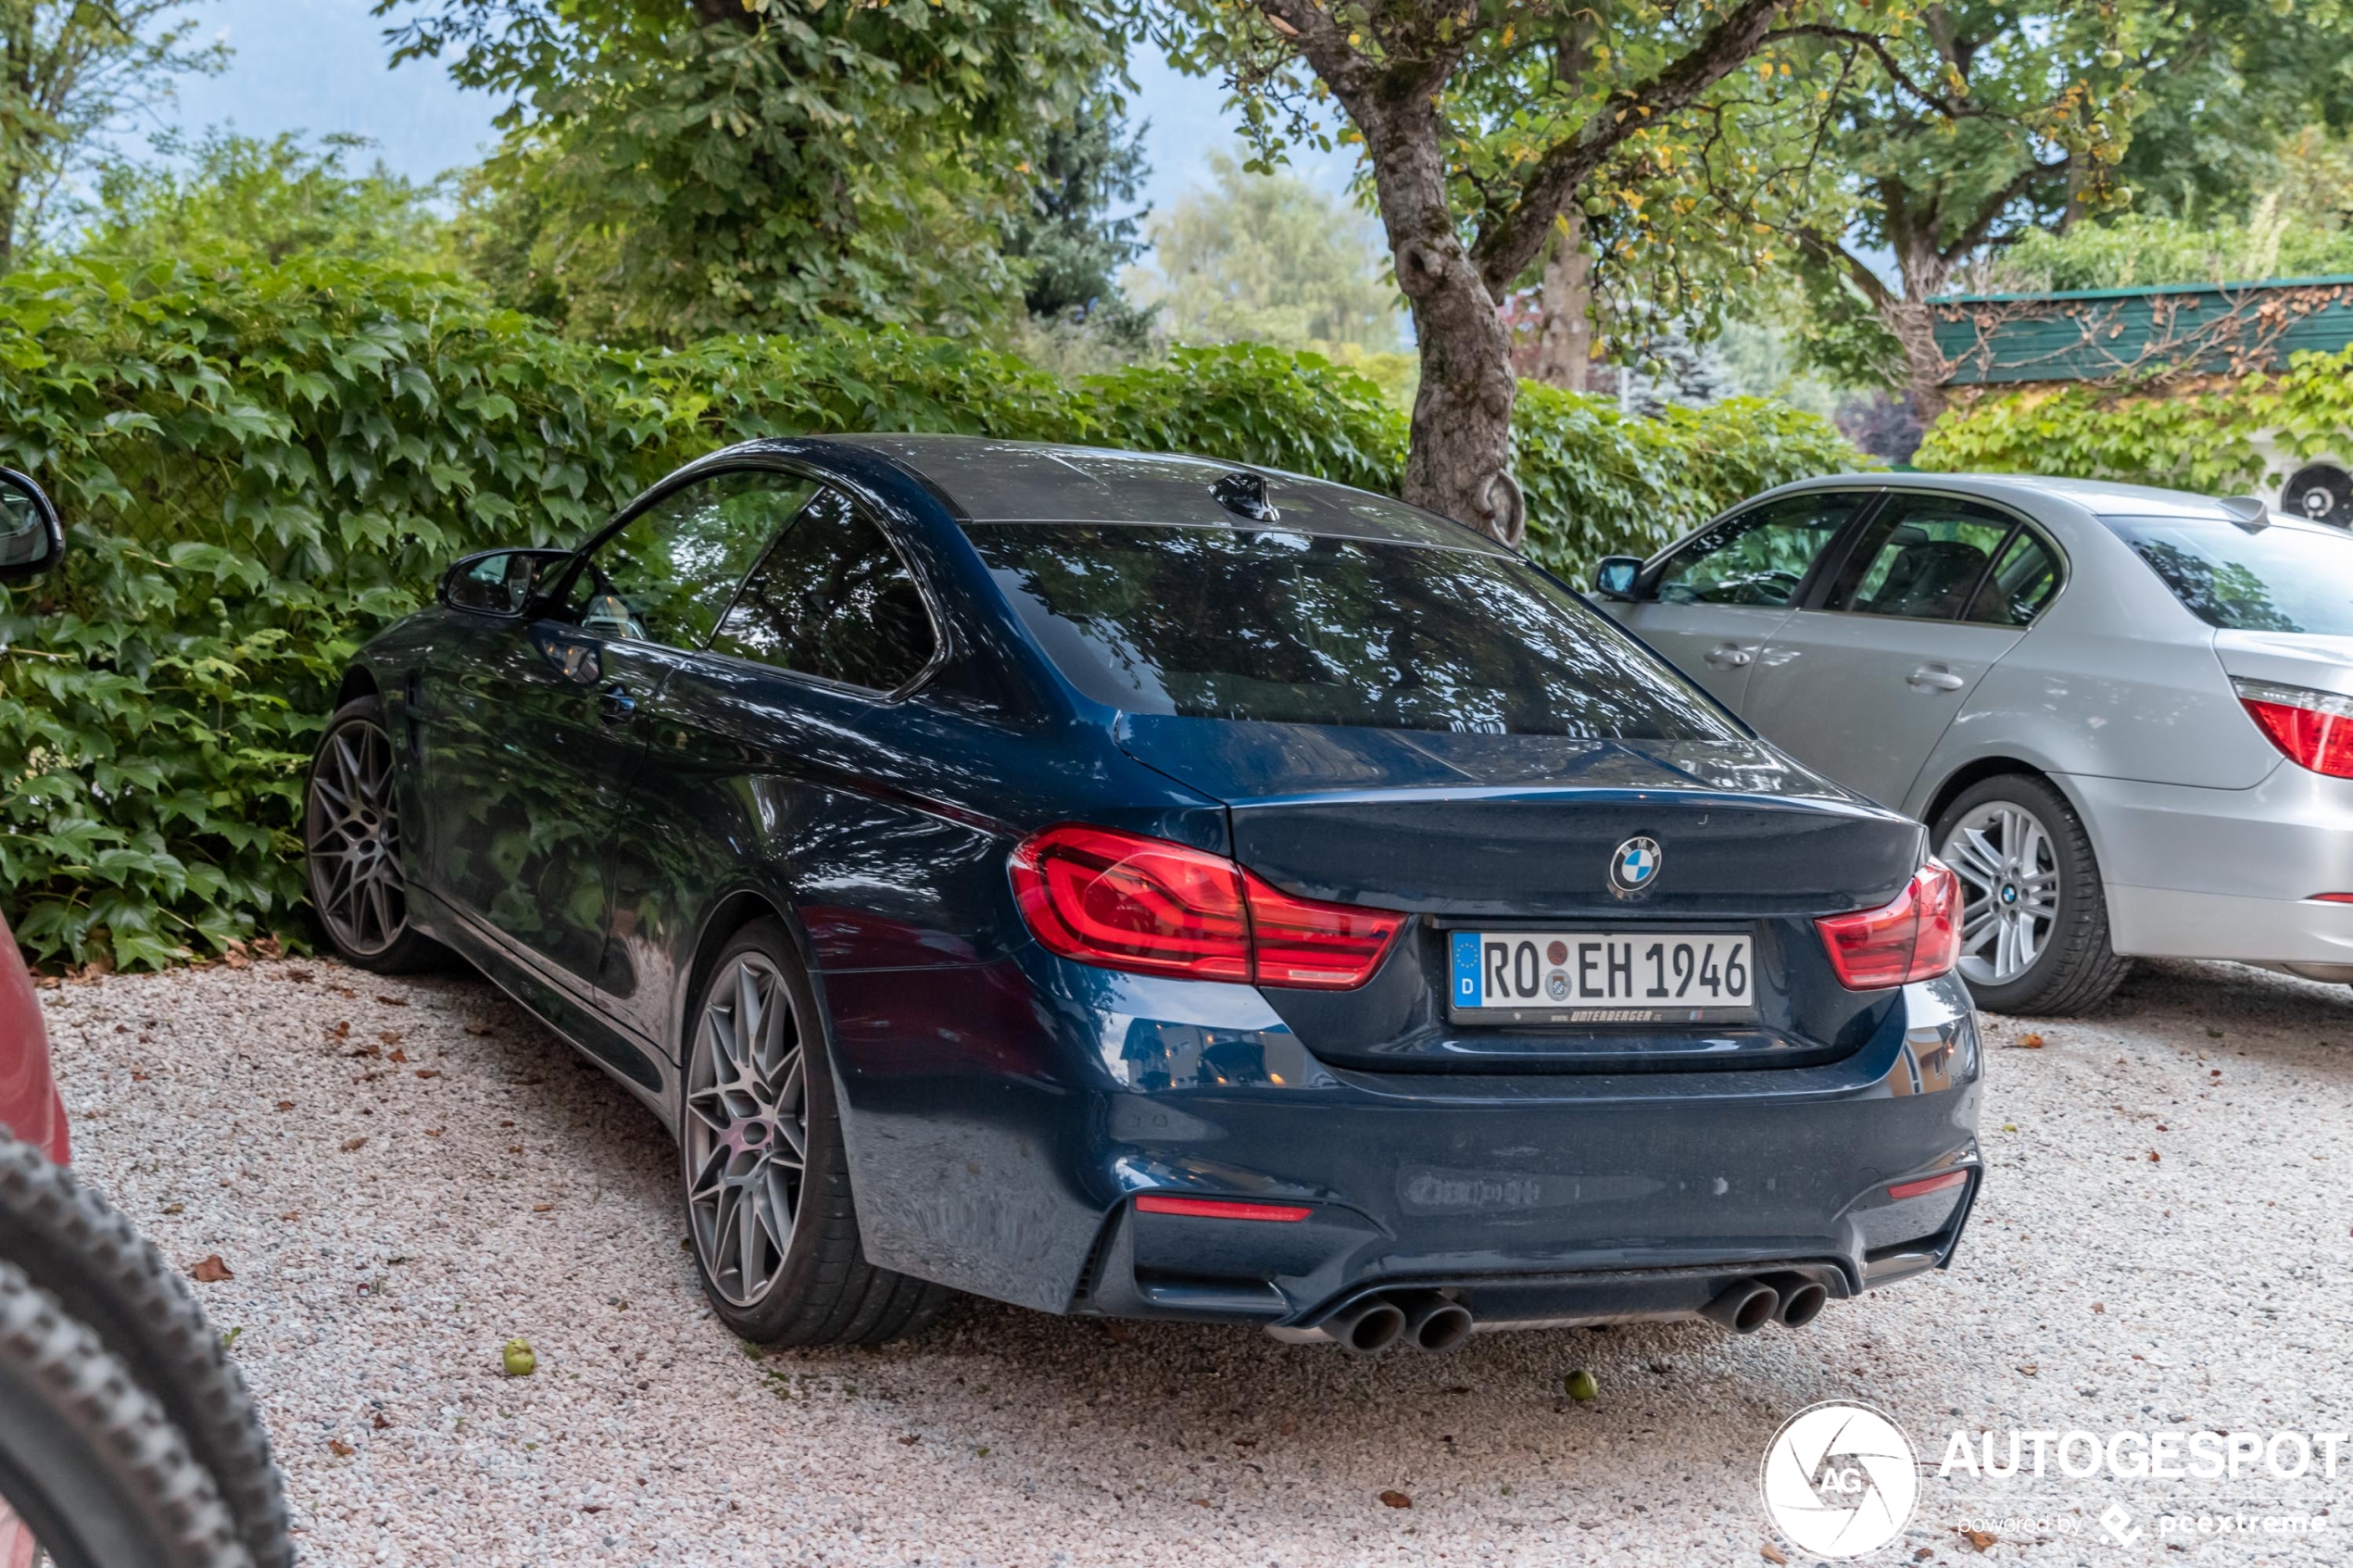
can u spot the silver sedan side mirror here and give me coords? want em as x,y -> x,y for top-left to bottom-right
0,470 -> 64,582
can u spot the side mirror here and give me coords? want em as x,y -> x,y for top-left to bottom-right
1591,555 -> 1644,601
440,548 -> 573,617
0,470 -> 65,583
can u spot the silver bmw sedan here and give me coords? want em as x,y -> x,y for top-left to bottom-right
1591,475 -> 2353,1016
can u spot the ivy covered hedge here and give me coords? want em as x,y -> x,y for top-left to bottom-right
1915,345 -> 2353,492
0,254 -> 1862,969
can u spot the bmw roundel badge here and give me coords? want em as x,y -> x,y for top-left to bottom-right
1609,835 -> 1662,896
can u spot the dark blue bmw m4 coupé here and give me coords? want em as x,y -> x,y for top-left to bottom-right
307,436 -> 1982,1353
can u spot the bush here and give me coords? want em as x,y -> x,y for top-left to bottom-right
1914,347 -> 2353,495
0,254 -> 1861,968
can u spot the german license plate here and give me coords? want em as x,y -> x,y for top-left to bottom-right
1448,931 -> 1757,1024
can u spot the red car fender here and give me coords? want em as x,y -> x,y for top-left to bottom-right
0,914 -> 68,1165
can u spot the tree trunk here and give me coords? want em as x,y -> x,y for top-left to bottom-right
1529,216 -> 1592,393
1880,244 -> 1954,423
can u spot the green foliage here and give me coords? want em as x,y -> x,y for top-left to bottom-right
1002,84 -> 1152,326
1129,152 -> 1402,356
79,132 -> 454,270
0,252 -> 1860,970
1913,346 -> 2353,493
394,0 -> 1117,342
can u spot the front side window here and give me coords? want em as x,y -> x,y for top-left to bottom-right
1653,492 -> 1870,608
969,523 -> 1744,740
2108,517 -> 2353,634
569,470 -> 815,648
710,488 -> 937,691
1824,495 -> 2018,621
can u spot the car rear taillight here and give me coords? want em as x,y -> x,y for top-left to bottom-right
1814,861 -> 1961,989
1010,823 -> 1404,990
1887,1169 -> 1970,1201
1134,1194 -> 1313,1222
2234,677 -> 2353,778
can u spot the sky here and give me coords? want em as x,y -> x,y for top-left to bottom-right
154,0 -> 1358,222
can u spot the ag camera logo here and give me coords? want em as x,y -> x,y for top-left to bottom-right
1760,1400 -> 1919,1558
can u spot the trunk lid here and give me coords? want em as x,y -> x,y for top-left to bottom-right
1116,715 -> 1927,1073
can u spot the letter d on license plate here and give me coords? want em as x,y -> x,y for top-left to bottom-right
1448,930 -> 1758,1025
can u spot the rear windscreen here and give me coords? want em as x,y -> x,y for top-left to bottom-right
2108,516 -> 2353,634
967,523 -> 1743,740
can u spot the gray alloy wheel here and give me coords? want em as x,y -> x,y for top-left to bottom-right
1941,799 -> 2059,986
684,951 -> 809,1310
675,921 -> 954,1346
303,696 -> 442,973
1931,772 -> 2129,1017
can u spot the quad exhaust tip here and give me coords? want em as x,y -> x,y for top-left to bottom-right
1705,1274 -> 1831,1333
1277,1289 -> 1474,1354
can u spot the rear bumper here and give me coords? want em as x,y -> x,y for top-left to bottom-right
825,953 -> 1982,1328
2065,767 -> 2353,965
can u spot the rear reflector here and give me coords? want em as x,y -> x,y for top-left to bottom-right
1886,1169 -> 1970,1201
1010,822 -> 1404,989
2313,893 -> 2353,905
2234,677 -> 2353,778
1815,861 -> 1962,989
1134,1194 -> 1313,1223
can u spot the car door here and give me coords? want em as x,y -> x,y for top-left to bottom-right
1739,492 -> 2065,809
410,468 -> 805,1016
1610,490 -> 1876,709
597,481 -> 962,1048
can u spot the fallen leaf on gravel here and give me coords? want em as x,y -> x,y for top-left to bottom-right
2018,1363 -> 2039,1376
331,985 -> 355,997
2002,1122 -> 2019,1132
2018,1032 -> 2045,1048
387,1048 -> 409,1064
2148,1150 -> 2161,1162
533,1203 -> 554,1213
581,1504 -> 604,1514
416,1069 -> 441,1079
223,944 -> 249,970
284,969 -> 312,983
220,1327 -> 242,1348
1915,1550 -> 1933,1562
372,1412 -> 390,1430
328,1022 -> 350,1039
899,1435 -> 920,1446
1565,1369 -> 1599,1402
189,1255 -> 233,1283
502,1338 -> 536,1376
498,1120 -> 516,1129
256,936 -> 282,959
132,1071 -> 149,1082
279,1211 -> 298,1222
1960,1525 -> 1996,1551
2091,1302 -> 2105,1313
1378,1490 -> 1412,1509
1761,1546 -> 1787,1564
509,1145 -> 523,1154
341,1136 -> 366,1152
328,1439 -> 354,1457
426,1128 -> 445,1137
378,1032 -> 401,1046
376,996 -> 408,1007
466,1023 -> 498,1036
162,1202 -> 183,1215
274,1100 -> 294,1111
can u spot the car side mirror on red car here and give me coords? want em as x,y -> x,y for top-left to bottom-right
0,470 -> 64,583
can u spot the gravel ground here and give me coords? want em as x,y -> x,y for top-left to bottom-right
35,955 -> 2353,1566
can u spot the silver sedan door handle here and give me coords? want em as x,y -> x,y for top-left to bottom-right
1704,643 -> 1755,670
1906,664 -> 1966,692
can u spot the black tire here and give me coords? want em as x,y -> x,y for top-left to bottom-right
304,694 -> 444,972
0,1257 -> 250,1568
679,921 -> 952,1347
0,1137 -> 289,1568
1931,772 -> 2130,1016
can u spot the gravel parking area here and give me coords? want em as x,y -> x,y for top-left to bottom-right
36,955 -> 2353,1565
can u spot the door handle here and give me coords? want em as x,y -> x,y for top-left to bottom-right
598,682 -> 636,725
1704,643 -> 1755,670
1906,664 -> 1966,692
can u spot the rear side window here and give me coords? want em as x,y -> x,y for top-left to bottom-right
1964,528 -> 2062,626
968,523 -> 1744,740
1825,495 -> 2019,621
2108,516 -> 2353,634
711,487 -> 937,691
1653,492 -> 1870,608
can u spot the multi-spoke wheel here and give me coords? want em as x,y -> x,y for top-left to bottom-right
677,922 -> 954,1345
303,696 -> 441,972
1942,800 -> 2058,987
685,952 -> 808,1309
1931,773 -> 2127,1016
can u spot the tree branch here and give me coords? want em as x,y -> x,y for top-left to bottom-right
1471,0 -> 1799,296
1939,154 -> 2068,266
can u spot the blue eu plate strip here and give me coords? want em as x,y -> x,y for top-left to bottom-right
1450,931 -> 1481,1006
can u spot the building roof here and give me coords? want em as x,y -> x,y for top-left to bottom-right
1930,274 -> 2353,387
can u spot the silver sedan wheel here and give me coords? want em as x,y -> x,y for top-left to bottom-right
305,719 -> 408,956
1941,800 -> 2059,985
685,954 -> 808,1309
